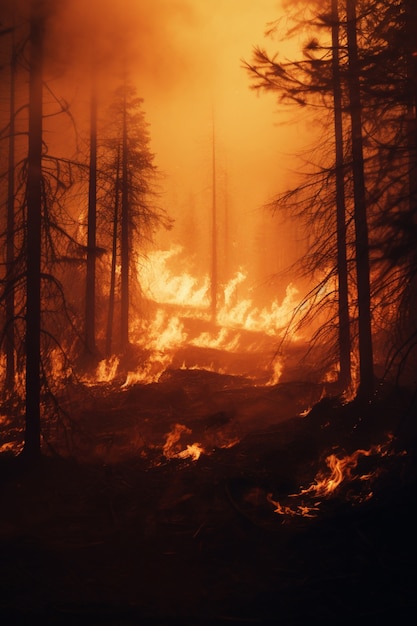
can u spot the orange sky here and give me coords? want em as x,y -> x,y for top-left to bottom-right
123,0 -> 311,286
3,0 -> 313,296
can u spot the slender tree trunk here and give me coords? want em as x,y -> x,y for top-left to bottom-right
331,0 -> 351,390
211,117 -> 218,322
346,0 -> 374,399
85,80 -> 98,356
404,0 -> 417,215
24,1 -> 43,459
106,146 -> 121,357
5,24 -> 16,396
120,90 -> 130,351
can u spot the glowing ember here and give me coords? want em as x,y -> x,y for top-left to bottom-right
267,493 -> 319,518
177,443 -> 204,461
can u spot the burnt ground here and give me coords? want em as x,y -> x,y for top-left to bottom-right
1,366 -> 417,625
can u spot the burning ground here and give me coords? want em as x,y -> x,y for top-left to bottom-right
0,251 -> 416,624
1,360 -> 416,624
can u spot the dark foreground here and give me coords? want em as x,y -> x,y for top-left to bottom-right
1,370 -> 416,625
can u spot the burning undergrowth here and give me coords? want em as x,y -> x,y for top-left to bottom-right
266,436 -> 404,520
1,370 -> 416,623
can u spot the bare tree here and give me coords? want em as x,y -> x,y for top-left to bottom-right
99,82 -> 172,357
85,77 -> 98,358
345,0 -> 374,399
24,0 -> 43,460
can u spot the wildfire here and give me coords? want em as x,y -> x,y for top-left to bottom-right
140,246 -> 300,336
301,440 -> 392,498
162,423 -> 204,462
266,358 -> 283,386
140,245 -> 210,310
269,437 -> 395,518
96,356 -> 120,383
85,246 -> 302,387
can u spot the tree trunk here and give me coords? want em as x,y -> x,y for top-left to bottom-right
106,146 -> 121,357
332,0 -> 352,391
85,80 -> 98,356
24,0 -> 43,460
404,0 -> 417,215
346,0 -> 374,399
120,90 -> 130,352
5,23 -> 16,397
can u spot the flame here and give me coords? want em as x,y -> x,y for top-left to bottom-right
269,437 -> 395,518
177,443 -> 204,461
141,245 -> 210,309
266,357 -> 283,386
162,423 -> 203,461
267,493 -> 319,518
300,442 -> 389,498
84,246 -> 302,386
96,356 -> 120,383
140,246 -> 300,338
191,327 -> 241,351
146,311 -> 187,351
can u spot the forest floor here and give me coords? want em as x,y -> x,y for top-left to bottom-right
1,363 -> 417,625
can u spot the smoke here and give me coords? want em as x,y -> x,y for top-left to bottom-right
1,0 -> 310,296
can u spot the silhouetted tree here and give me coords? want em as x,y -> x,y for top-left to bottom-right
0,0 -> 85,458
24,0 -> 43,460
331,0 -> 351,390
85,77 -> 98,358
244,3 -> 356,391
345,0 -> 373,399
3,18 -> 17,397
99,82 -> 171,356
245,0 -> 417,395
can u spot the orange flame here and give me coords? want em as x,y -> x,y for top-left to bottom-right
141,245 -> 210,310
162,423 -> 204,461
300,442 -> 389,498
86,247 -> 302,386
269,437 -> 395,518
140,246 -> 301,337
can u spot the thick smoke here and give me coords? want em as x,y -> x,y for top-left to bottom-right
1,0 -> 308,299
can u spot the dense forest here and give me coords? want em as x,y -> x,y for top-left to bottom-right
1,1 -> 416,624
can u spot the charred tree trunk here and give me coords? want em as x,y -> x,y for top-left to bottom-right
85,80 -> 98,357
24,1 -> 43,460
405,0 -> 417,216
120,92 -> 130,352
106,146 -> 121,357
332,0 -> 352,391
5,24 -> 16,397
346,0 -> 374,399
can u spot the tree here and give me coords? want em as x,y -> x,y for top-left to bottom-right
345,0 -> 374,398
4,17 -> 17,397
99,82 -> 171,356
24,0 -> 44,459
0,0 -> 88,459
244,3 -> 356,391
331,0 -> 351,390
85,76 -> 98,358
245,0 -> 417,393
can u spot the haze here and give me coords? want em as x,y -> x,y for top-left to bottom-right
1,0 -> 311,300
